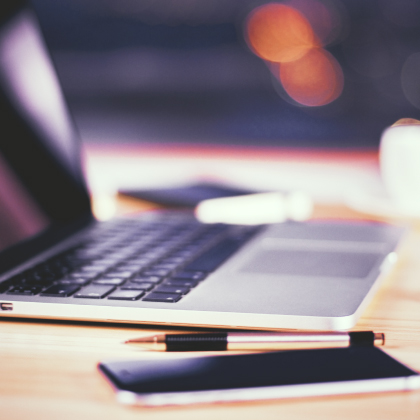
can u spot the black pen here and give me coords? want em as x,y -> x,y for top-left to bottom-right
125,331 -> 385,351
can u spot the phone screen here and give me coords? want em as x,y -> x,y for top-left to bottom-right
98,347 -> 420,405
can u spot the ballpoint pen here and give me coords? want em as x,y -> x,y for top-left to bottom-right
125,331 -> 385,352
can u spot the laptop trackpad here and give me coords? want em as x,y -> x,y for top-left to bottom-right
239,249 -> 381,279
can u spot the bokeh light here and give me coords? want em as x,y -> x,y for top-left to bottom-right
245,1 -> 344,107
279,48 -> 343,106
288,0 -> 336,45
246,3 -> 317,63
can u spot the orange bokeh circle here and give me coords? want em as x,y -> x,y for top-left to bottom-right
279,48 -> 344,106
246,3 -> 318,63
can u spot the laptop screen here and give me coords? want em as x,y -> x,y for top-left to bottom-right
0,2 -> 91,272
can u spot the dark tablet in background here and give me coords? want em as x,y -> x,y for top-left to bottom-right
119,183 -> 257,208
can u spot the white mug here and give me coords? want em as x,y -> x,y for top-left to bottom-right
380,118 -> 420,217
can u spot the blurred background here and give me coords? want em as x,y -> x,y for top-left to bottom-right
31,0 -> 420,149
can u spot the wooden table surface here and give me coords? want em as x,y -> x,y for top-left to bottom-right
2,149 -> 420,419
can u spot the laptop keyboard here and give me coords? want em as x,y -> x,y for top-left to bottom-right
1,217 -> 260,303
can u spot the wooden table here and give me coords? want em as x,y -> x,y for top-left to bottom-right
2,148 -> 420,419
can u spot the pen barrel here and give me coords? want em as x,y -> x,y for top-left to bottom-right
165,333 -> 228,351
165,333 -> 353,351
226,333 -> 350,351
226,331 -> 383,350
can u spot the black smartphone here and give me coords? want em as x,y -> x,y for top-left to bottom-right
98,347 -> 420,406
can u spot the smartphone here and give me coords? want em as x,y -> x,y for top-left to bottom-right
98,347 -> 420,406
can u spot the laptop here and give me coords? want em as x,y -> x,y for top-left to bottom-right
0,0 -> 403,331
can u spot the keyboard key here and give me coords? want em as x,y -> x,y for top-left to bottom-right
30,268 -> 56,280
40,284 -> 80,297
130,275 -> 162,284
125,256 -> 155,265
83,260 -> 115,268
106,250 -> 134,258
170,250 -> 197,259
121,283 -> 154,291
142,269 -> 173,277
74,285 -> 115,299
12,276 -> 53,287
107,290 -> 144,301
154,285 -> 190,295
93,278 -> 126,286
171,271 -> 207,281
115,263 -> 147,272
104,271 -> 133,279
79,266 -> 106,274
56,277 -> 91,285
142,292 -> 182,303
69,272 -> 98,280
159,257 -> 186,264
149,262 -> 180,270
140,251 -> 166,260
163,279 -> 200,288
90,258 -> 121,266
7,286 -> 43,295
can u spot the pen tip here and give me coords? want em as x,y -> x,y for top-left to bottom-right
125,336 -> 156,344
124,334 -> 166,350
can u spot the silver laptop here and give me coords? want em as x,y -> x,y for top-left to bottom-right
0,1 -> 403,331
